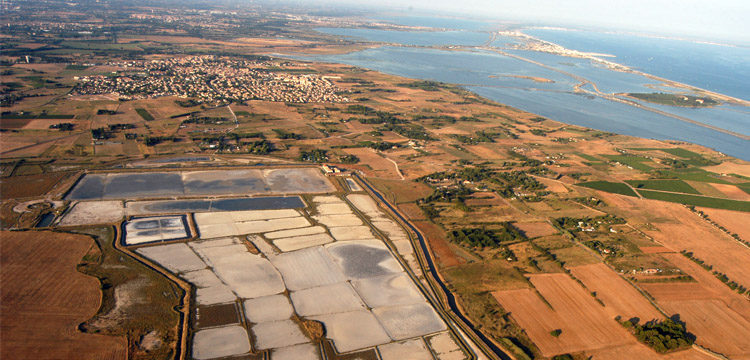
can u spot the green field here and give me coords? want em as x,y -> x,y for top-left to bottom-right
60,41 -> 143,51
660,168 -> 732,184
577,181 -> 638,197
135,108 -> 155,121
738,183 -> 750,195
603,155 -> 654,172
627,93 -> 719,107
573,152 -> 600,162
657,148 -> 703,159
638,190 -> 750,212
625,179 -> 699,194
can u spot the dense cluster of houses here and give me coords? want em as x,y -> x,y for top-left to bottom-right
73,55 -> 349,104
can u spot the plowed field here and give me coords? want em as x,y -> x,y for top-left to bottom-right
0,231 -> 127,360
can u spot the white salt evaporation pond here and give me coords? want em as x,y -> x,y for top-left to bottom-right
132,188 -> 467,359
123,216 -> 189,245
66,168 -> 334,200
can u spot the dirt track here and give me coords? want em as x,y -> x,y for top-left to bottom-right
0,231 -> 127,359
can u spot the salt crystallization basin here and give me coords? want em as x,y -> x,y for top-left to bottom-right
122,170 -> 468,360
66,168 -> 335,200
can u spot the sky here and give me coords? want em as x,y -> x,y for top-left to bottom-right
307,0 -> 750,44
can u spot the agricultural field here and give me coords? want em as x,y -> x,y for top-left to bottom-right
0,231 -> 127,360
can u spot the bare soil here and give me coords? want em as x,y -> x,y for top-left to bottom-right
0,230 -> 127,359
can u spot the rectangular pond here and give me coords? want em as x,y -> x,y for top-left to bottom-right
66,168 -> 334,200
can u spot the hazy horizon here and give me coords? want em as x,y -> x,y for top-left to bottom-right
290,0 -> 749,44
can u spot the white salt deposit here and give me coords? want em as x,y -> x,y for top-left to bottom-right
234,216 -> 311,234
192,325 -> 250,360
252,320 -> 309,350
136,243 -> 206,273
312,195 -> 344,204
290,282 -> 365,316
193,246 -> 285,299
352,273 -> 424,308
58,201 -> 125,226
273,233 -> 334,252
311,310 -> 391,353
264,226 -> 326,239
428,332 -> 462,355
272,343 -> 320,360
373,303 -> 447,340
328,226 -> 375,241
269,247 -> 345,290
182,269 -> 236,305
346,194 -> 381,216
315,202 -> 353,215
313,214 -> 363,227
243,294 -> 294,323
378,339 -> 433,360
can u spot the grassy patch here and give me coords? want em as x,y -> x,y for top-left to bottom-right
658,148 -> 703,159
65,64 -> 90,70
577,181 -> 638,197
73,227 -> 182,360
573,152 -> 600,162
657,168 -> 732,184
603,155 -> 654,172
135,108 -> 155,121
625,179 -> 699,194
638,190 -> 750,212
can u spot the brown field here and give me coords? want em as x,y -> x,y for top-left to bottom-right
639,283 -> 717,301
397,202 -> 427,221
514,221 -> 558,238
659,300 -> 750,358
569,263 -> 663,321
588,344 -> 715,360
0,172 -> 73,199
0,231 -> 127,359
646,220 -> 750,287
533,176 -> 569,193
709,183 -> 750,201
684,181 -> 727,198
702,161 -> 750,178
464,144 -> 507,159
588,193 -> 750,287
413,220 -> 463,268
639,246 -> 674,254
696,207 -> 750,240
0,118 -> 32,129
493,273 -> 635,357
342,148 -> 401,179
464,192 -> 507,207
637,252 -> 750,358
367,178 -> 433,204
660,253 -> 750,319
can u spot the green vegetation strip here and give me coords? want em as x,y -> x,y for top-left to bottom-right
135,108 -> 155,121
603,155 -> 654,172
577,181 -> 638,197
627,93 -> 719,107
625,179 -> 699,194
638,190 -> 750,212
655,168 -> 732,184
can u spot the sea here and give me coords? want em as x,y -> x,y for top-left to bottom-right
300,16 -> 750,161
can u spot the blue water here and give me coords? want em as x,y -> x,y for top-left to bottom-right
317,28 -> 490,47
525,29 -> 750,101
306,23 -> 750,160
